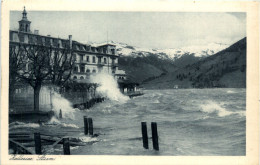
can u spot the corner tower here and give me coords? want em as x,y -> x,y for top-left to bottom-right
18,7 -> 31,32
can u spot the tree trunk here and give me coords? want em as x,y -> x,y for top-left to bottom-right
34,84 -> 41,111
9,87 -> 16,108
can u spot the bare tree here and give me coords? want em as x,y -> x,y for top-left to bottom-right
50,44 -> 74,87
16,44 -> 52,111
10,43 -> 74,111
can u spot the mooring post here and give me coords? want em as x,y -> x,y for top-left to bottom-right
63,138 -> 70,155
34,132 -> 42,154
151,122 -> 159,151
86,101 -> 89,109
88,118 -> 93,136
50,91 -> 53,110
38,119 -> 42,126
59,109 -> 62,119
141,122 -> 149,149
84,116 -> 88,135
89,100 -> 92,107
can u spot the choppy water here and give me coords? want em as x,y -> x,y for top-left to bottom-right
9,88 -> 246,155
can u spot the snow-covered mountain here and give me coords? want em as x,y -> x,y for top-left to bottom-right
115,42 -> 230,60
86,41 -> 230,61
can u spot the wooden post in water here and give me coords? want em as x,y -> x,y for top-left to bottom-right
63,138 -> 70,155
151,122 -> 159,151
50,91 -> 53,110
141,122 -> 149,149
34,133 -> 42,154
88,118 -> 93,136
84,116 -> 88,135
59,109 -> 62,119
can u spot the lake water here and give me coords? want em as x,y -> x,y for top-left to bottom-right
9,88 -> 246,155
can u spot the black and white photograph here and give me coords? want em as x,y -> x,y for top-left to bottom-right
1,0 -> 259,164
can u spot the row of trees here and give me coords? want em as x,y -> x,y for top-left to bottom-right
9,43 -> 74,111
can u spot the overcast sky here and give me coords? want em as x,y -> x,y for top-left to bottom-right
10,11 -> 246,49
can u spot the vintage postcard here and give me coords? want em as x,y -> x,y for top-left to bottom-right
1,0 -> 259,165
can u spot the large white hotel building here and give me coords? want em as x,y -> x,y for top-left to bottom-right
9,7 -> 126,83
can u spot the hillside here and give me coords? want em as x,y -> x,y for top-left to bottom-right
143,37 -> 246,89
118,53 -> 177,83
116,42 -> 228,83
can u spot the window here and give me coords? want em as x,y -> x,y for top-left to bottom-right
80,76 -> 84,79
93,57 -> 96,63
98,57 -> 101,64
80,55 -> 83,61
111,49 -> 115,54
73,76 -> 77,79
104,58 -> 107,64
19,34 -> 25,42
80,65 -> 85,73
92,69 -> 96,73
87,56 -> 89,62
74,66 -> 78,72
86,69 -> 90,73
25,24 -> 28,32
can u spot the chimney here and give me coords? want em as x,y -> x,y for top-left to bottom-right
69,35 -> 72,49
34,30 -> 39,35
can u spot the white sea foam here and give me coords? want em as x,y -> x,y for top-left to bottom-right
60,123 -> 79,128
47,117 -> 61,125
9,122 -> 40,129
227,90 -> 236,94
44,117 -> 79,128
78,136 -> 98,143
90,73 -> 129,103
52,91 -> 75,119
70,146 -> 79,150
102,109 -> 112,114
236,111 -> 246,117
200,101 -> 245,117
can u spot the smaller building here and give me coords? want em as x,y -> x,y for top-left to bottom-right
115,69 -> 127,80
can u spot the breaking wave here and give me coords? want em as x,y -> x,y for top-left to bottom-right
9,122 -> 40,129
52,91 -> 75,119
78,136 -> 99,143
60,123 -> 79,128
200,101 -> 245,117
46,117 -> 79,128
227,90 -> 236,94
90,73 -> 129,103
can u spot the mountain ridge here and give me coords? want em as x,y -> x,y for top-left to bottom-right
143,37 -> 246,89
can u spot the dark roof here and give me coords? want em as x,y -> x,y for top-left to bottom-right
97,43 -> 116,47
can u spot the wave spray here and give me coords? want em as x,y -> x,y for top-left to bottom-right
90,73 -> 129,103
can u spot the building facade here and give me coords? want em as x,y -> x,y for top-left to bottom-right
9,7 -> 126,83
